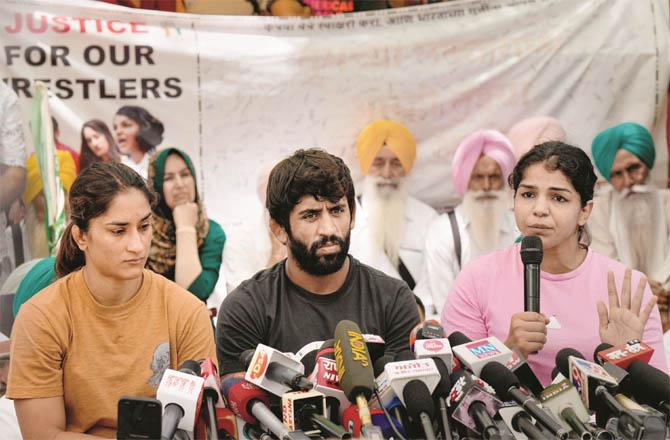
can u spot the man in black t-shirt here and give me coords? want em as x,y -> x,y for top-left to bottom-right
216,148 -> 419,374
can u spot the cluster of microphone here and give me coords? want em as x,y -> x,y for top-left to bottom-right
116,317 -> 669,440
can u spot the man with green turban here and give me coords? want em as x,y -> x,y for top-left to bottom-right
590,122 -> 670,330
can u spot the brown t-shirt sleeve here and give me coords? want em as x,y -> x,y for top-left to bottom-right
7,302 -> 67,399
175,301 -> 218,369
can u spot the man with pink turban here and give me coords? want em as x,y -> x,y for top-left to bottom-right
349,120 -> 437,309
415,130 -> 518,316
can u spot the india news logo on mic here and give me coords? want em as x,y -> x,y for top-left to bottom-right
465,339 -> 502,359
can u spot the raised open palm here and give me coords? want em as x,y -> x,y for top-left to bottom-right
597,269 -> 657,346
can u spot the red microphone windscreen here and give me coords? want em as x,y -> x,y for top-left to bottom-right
220,373 -> 271,425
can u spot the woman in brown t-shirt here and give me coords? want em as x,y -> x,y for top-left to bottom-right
8,162 -> 216,439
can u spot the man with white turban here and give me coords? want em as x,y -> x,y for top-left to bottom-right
507,116 -> 567,159
222,165 -> 286,293
589,122 -> 670,330
415,129 -> 518,316
349,120 -> 437,303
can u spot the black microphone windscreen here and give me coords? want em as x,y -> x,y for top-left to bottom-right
316,339 -> 336,361
555,348 -> 584,378
394,350 -> 414,361
180,359 -> 201,376
449,369 -> 467,386
402,380 -> 435,420
479,361 -> 520,401
550,366 -> 559,380
334,320 -> 375,401
301,350 -> 318,377
447,331 -> 472,348
628,361 -> 670,407
373,354 -> 394,377
320,339 -> 335,350
432,357 -> 451,397
520,236 -> 543,264
239,349 -> 255,368
593,343 -> 613,364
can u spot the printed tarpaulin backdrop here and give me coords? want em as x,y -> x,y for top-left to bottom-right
1,0 -> 668,230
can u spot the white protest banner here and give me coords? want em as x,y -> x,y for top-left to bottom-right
1,0 -> 668,231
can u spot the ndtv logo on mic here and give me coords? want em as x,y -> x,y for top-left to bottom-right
466,340 -> 500,359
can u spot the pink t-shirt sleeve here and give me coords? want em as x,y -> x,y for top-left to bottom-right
440,259 -> 490,342
639,283 -> 668,372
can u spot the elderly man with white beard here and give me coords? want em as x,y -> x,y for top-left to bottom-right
414,130 -> 518,318
349,120 -> 437,314
589,122 -> 670,330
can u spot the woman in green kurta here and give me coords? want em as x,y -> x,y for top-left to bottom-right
13,148 -> 224,315
146,147 -> 225,300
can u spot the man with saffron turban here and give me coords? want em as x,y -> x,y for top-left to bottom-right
349,120 -> 437,304
590,122 -> 670,329
415,130 -> 518,316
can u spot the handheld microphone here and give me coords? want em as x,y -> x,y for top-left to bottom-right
448,331 -> 477,373
157,360 -> 204,440
308,340 -> 349,421
556,348 -> 646,437
447,370 -> 502,439
384,358 -> 441,406
373,354 -> 395,377
414,338 -> 453,374
450,334 -> 514,376
213,407 -> 238,440
497,404 -> 547,440
369,355 -> 406,427
403,380 -> 437,440
221,373 -> 310,440
296,340 -> 323,377
282,390 -> 351,439
594,340 -> 654,370
198,358 -> 222,440
334,320 -> 382,440
556,348 -> 620,411
383,358 -> 440,440
243,344 -> 312,396
480,361 -> 569,439
447,331 -> 472,348
521,236 -> 542,313
362,333 -> 387,363
341,405 -> 405,438
539,379 -> 592,439
595,342 -> 670,415
409,320 -> 445,349
448,331 -> 541,394
429,356 -> 455,440
627,361 -> 670,413
592,343 -> 634,396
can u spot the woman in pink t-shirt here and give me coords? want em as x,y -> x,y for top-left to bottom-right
442,141 -> 667,384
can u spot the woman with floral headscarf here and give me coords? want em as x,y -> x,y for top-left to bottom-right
147,147 -> 225,300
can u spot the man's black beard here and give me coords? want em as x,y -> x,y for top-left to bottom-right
288,232 -> 350,276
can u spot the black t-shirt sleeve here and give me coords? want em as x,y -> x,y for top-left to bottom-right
384,284 -> 421,356
215,285 -> 268,374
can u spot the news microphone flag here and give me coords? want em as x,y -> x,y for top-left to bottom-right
451,336 -> 513,376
